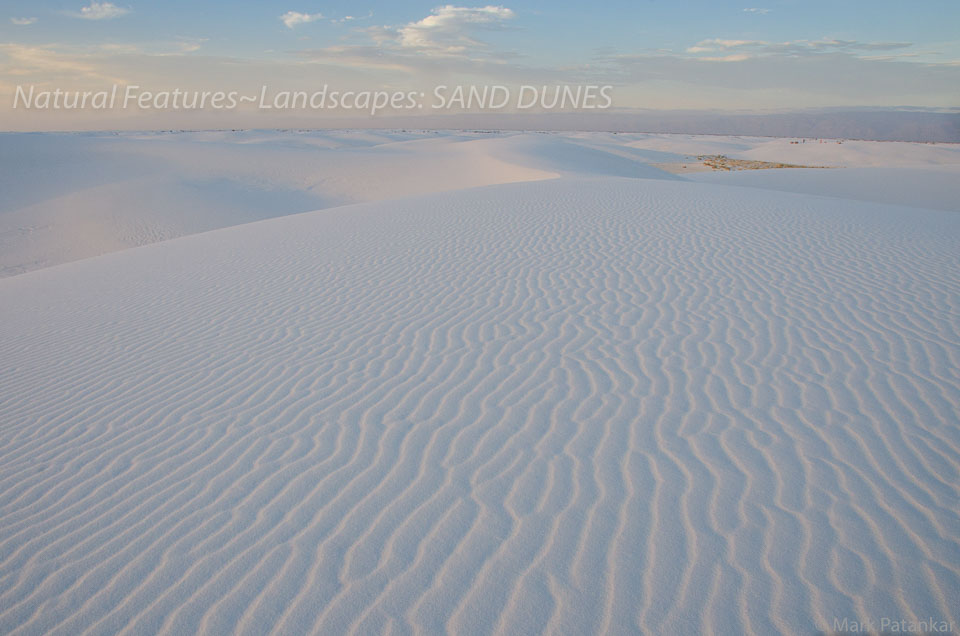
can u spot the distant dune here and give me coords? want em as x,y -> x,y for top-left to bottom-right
2,130 -> 957,277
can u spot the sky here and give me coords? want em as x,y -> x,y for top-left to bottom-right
1,1 -> 958,129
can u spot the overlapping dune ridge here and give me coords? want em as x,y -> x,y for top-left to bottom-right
1,131 -> 959,635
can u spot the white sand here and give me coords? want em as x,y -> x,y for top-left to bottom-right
0,131 -> 557,277
0,131 -> 958,635
3,131 -> 957,277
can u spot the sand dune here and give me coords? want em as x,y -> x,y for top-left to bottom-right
690,165 -> 960,212
4,131 -> 958,277
0,131 -> 559,276
1,168 -> 958,634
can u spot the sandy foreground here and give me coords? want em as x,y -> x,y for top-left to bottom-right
0,131 -> 958,635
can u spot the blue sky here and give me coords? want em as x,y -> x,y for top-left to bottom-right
1,1 -> 958,127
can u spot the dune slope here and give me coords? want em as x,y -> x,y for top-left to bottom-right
1,177 -> 958,635
0,131 -> 560,277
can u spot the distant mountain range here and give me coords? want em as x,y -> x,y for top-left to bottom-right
5,108 -> 957,143
398,109 -> 960,143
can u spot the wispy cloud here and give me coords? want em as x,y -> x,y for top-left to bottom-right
280,11 -> 324,29
685,37 -> 914,61
595,46 -> 960,108
297,46 -> 418,73
173,37 -> 208,53
332,11 -> 373,25
743,8 -> 770,14
394,5 -> 515,55
298,4 -> 517,71
700,53 -> 753,62
74,2 -> 130,20
10,17 -> 38,26
797,39 -> 913,52
687,39 -> 761,53
0,43 -> 125,83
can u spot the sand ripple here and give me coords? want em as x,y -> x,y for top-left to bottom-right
1,178 -> 958,634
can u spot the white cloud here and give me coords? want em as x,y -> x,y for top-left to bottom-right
281,11 -> 324,29
75,2 -> 130,20
687,39 -> 761,53
396,5 -> 515,54
294,5 -> 515,67
10,17 -> 38,26
743,8 -> 771,14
